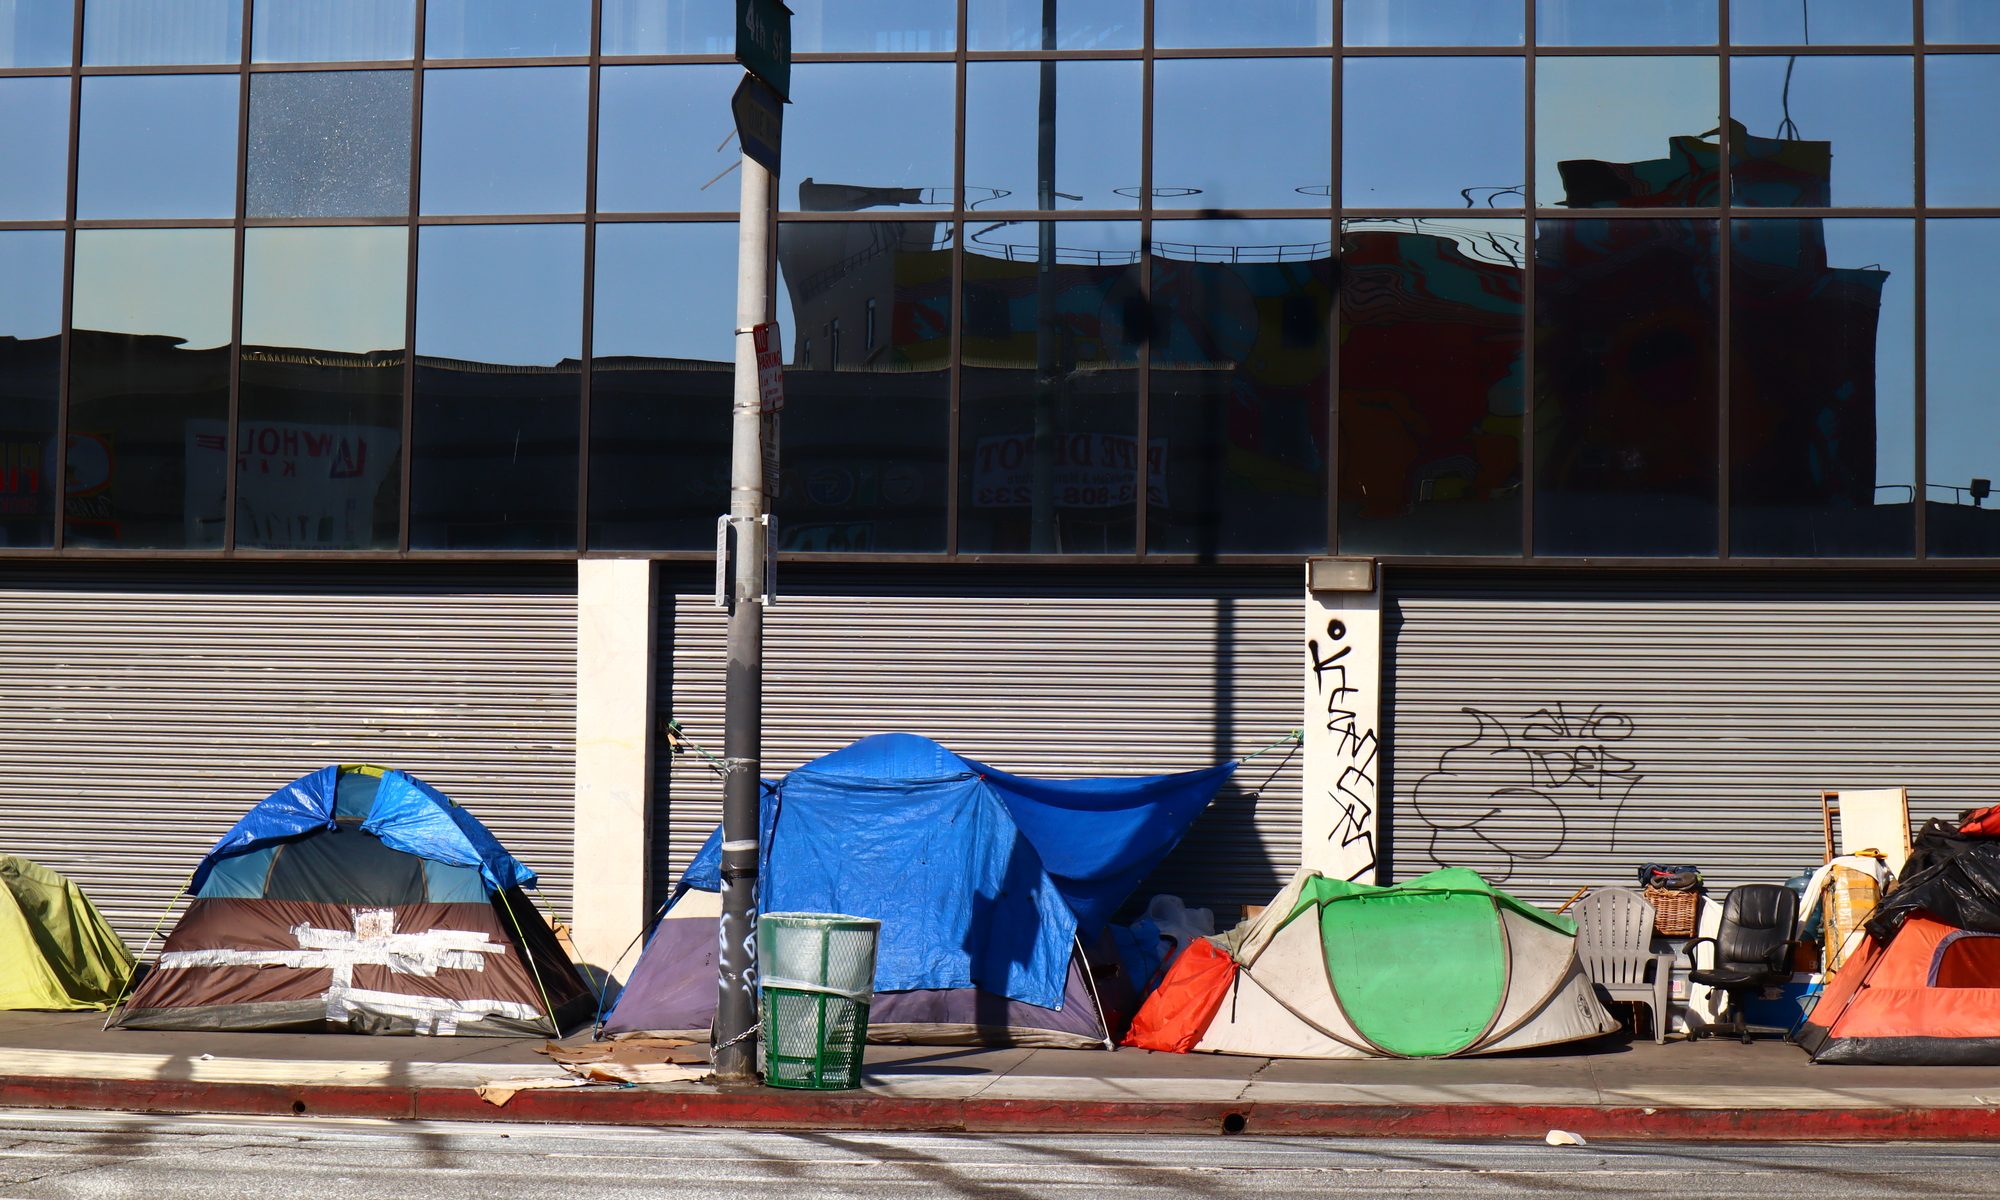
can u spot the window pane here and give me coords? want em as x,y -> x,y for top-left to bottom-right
589,223 -> 734,550
253,0 -> 415,62
420,66 -> 586,214
413,224 -> 582,549
600,0 -> 730,54
789,0 -> 954,52
84,0 -> 239,64
1925,1 -> 2000,43
236,228 -> 407,550
1730,219 -> 1913,557
1534,218 -> 1719,557
966,0 -> 1138,50
965,61 -> 1142,212
0,77 -> 69,220
0,232 -> 63,547
1927,221 -> 2000,556
775,220 -> 952,553
784,64 -> 953,213
1537,0 -> 1715,45
596,65 -> 738,213
1149,220 -> 1331,555
1345,0 -> 1522,46
77,74 -> 239,220
1536,56 -> 1718,208
1927,56 -> 2000,207
2,0 -> 74,65
959,221 -> 1139,554
424,0 -> 587,58
1732,0 -> 1910,44
1155,0 -> 1330,48
1344,58 -> 1523,209
1340,219 -> 1524,556
68,229 -> 235,549
249,71 -> 411,218
1729,57 -> 1911,207
1154,58 -> 1331,210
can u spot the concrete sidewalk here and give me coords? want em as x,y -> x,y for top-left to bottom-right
6,1010 -> 2000,1139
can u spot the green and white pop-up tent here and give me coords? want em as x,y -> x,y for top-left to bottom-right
0,856 -> 135,1012
1126,867 -> 1619,1058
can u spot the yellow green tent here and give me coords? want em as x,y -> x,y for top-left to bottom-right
1,856 -> 134,1011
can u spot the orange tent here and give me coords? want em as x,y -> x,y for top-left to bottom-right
1795,914 -> 2000,1064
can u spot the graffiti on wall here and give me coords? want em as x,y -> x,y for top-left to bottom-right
1410,703 -> 1643,884
1308,615 -> 1379,882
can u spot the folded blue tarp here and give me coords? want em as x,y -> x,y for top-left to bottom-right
680,733 -> 1234,1009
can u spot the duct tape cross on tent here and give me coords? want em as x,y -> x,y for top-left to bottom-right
157,908 -> 539,1035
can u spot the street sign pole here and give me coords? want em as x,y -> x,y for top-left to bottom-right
714,1 -> 789,1090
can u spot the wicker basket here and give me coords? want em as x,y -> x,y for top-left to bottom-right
1644,886 -> 1700,937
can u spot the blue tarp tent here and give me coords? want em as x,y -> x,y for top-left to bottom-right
606,734 -> 1235,1045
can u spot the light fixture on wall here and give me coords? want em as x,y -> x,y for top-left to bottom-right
1307,557 -> 1375,593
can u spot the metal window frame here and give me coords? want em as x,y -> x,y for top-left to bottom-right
0,0 -> 1995,566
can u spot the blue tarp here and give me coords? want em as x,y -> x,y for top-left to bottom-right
678,734 -> 1234,1009
189,767 -> 537,896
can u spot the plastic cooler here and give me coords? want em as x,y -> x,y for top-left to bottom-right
757,912 -> 881,1090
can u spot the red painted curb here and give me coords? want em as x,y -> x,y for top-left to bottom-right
2,1075 -> 1996,1140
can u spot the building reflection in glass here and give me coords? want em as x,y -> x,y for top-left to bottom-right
957,220 -> 1141,554
66,229 -> 235,549
411,224 -> 582,550
0,232 -> 63,547
233,227 -> 407,551
1535,217 -> 1720,556
775,187 -> 952,553
1339,219 -> 1523,556
1731,218 -> 1912,557
1150,220 -> 1331,555
589,222 -> 735,551
1926,219 -> 2000,556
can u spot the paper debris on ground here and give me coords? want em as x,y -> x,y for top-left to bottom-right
476,1076 -> 593,1107
1544,1129 -> 1588,1147
539,1037 -> 708,1066
560,1060 -> 707,1085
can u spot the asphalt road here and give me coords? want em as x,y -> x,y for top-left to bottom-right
1,1108 -> 1997,1199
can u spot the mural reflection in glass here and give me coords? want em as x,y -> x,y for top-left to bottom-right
234,228 -> 407,551
1730,219 -> 1913,556
411,224 -> 582,550
66,229 -> 236,549
775,219 -> 953,553
1149,220 -> 1331,555
1339,219 -> 1523,557
589,222 -> 735,550
1534,219 -> 1720,556
0,232 -> 63,547
958,221 -> 1140,555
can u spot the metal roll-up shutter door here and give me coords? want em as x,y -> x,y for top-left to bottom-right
1385,571 -> 2000,908
0,564 -> 577,942
654,568 -> 1303,915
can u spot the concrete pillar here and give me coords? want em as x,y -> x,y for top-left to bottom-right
573,558 -> 656,980
1301,559 -> 1384,883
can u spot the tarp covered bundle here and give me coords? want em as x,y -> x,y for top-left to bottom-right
1797,808 -> 2000,1064
1125,868 -> 1619,1058
603,733 -> 1235,1047
113,766 -> 590,1037
0,856 -> 134,1011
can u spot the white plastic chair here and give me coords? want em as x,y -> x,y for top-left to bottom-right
1571,887 -> 1674,1044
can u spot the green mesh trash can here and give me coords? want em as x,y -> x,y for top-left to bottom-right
758,912 -> 881,1090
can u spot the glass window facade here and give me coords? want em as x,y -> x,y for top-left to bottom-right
2,4 -> 1996,561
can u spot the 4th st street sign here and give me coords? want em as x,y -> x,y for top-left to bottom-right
736,0 -> 792,101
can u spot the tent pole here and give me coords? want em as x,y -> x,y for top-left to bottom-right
101,873 -> 190,1032
499,888 -> 564,1039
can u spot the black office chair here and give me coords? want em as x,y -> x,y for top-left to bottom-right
1683,884 -> 1801,1043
